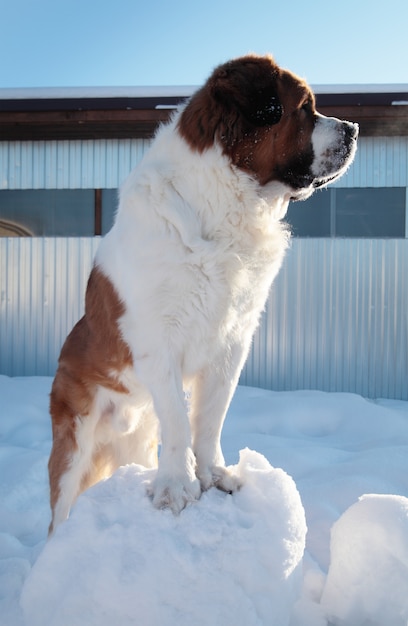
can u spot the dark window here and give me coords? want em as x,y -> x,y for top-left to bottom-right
286,189 -> 331,237
286,187 -> 406,238
336,188 -> 405,237
0,187 -> 406,238
0,190 -> 94,236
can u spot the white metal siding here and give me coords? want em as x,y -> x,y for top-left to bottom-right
0,139 -> 151,190
1,137 -> 408,190
0,238 -> 99,375
0,237 -> 407,399
336,136 -> 408,188
241,239 -> 408,400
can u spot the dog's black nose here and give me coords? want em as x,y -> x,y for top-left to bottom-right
344,121 -> 359,140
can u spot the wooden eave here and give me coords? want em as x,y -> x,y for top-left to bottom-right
0,107 -> 171,140
0,92 -> 407,141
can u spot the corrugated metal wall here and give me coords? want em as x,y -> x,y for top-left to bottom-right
342,136 -> 408,187
1,237 -> 407,399
241,238 -> 408,400
0,139 -> 151,189
0,238 -> 99,375
1,136 -> 408,189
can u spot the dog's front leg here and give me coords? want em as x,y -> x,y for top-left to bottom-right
145,364 -> 201,513
190,344 -> 246,494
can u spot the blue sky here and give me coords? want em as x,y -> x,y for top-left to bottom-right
1,0 -> 407,89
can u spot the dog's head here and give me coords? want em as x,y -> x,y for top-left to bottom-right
178,54 -> 358,200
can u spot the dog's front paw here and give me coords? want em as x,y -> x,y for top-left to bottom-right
150,473 -> 201,513
149,446 -> 201,513
198,464 -> 242,494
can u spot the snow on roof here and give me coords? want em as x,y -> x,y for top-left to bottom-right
311,83 -> 408,94
0,84 -> 407,100
0,86 -> 197,100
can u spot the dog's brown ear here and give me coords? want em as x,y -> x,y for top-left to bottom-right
210,58 -> 283,127
178,55 -> 283,153
243,89 -> 283,126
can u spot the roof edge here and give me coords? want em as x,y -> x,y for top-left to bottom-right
0,84 -> 408,101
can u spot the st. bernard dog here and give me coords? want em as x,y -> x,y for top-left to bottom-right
48,54 -> 358,533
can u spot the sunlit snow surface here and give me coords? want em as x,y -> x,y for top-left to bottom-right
0,376 -> 407,625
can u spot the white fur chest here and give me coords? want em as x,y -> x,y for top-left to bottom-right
96,120 -> 290,377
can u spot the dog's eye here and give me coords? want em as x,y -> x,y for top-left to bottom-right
301,99 -> 312,112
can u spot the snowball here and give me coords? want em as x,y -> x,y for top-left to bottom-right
20,448 -> 306,626
321,494 -> 408,626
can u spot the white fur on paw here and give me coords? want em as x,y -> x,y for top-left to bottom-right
150,473 -> 201,514
198,465 -> 242,493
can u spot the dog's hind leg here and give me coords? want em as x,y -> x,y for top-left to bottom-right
48,410 -> 99,535
112,408 -> 159,470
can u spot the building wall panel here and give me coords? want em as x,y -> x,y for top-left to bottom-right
331,136 -> 408,188
0,238 -> 99,375
1,136 -> 408,191
0,139 -> 152,190
241,238 -> 408,399
0,237 -> 406,399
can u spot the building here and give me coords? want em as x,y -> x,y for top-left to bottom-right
0,85 -> 407,398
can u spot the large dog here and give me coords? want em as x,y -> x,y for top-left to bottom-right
48,54 -> 358,533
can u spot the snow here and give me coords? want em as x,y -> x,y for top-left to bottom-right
20,449 -> 306,626
1,84 -> 407,101
321,494 -> 408,626
0,375 -> 408,625
0,86 -> 197,100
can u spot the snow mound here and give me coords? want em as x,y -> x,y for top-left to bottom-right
20,448 -> 306,626
321,494 -> 408,626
